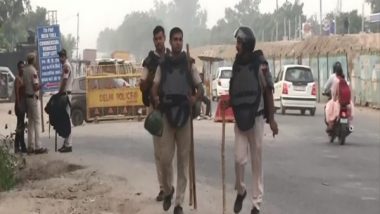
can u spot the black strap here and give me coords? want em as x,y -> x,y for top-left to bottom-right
26,94 -> 38,99
256,109 -> 265,117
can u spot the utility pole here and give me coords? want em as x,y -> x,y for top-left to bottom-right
320,0 -> 323,35
76,13 -> 80,61
276,21 -> 279,41
284,18 -> 287,40
299,15 -> 302,39
76,13 -> 80,77
294,16 -> 297,39
361,1 -> 365,32
288,20 -> 291,40
276,0 -> 279,11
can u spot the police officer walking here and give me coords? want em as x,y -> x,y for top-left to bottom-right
57,49 -> 74,153
223,27 -> 278,214
151,27 -> 204,214
23,53 -> 47,154
140,25 -> 169,201
14,61 -> 27,153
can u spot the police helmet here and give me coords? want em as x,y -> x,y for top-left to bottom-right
234,26 -> 256,51
144,110 -> 163,137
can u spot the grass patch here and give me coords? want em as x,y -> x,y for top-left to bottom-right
0,146 -> 16,191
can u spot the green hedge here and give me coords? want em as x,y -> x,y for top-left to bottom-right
0,143 -> 16,191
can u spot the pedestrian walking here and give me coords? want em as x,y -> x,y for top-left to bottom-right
140,25 -> 170,201
223,26 -> 278,214
151,27 -> 204,214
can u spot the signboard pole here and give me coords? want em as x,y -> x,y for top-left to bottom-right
39,85 -> 45,132
36,53 -> 45,133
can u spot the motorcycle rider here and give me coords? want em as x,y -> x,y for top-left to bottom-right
323,63 -> 339,98
324,62 -> 354,131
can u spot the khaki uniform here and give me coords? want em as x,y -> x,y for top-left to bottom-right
62,60 -> 73,147
23,65 -> 41,150
154,63 -> 201,206
141,50 -> 168,191
234,64 -> 273,211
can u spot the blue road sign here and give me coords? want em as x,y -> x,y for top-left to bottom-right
36,25 -> 62,92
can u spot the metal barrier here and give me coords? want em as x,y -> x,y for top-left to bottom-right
85,63 -> 147,122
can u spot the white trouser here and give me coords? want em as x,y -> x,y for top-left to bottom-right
26,97 -> 41,150
64,94 -> 72,147
234,116 -> 265,210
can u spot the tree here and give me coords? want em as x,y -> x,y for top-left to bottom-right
326,10 -> 363,34
150,0 -> 209,46
0,0 -> 31,26
0,4 -> 47,51
97,12 -> 162,58
97,28 -> 117,53
210,0 -> 306,44
210,0 -> 261,44
366,0 -> 380,13
97,0 -> 210,58
61,34 -> 76,59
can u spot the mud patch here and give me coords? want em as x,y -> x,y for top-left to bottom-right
16,159 -> 84,183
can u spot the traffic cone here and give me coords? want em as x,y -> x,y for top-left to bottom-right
214,95 -> 235,123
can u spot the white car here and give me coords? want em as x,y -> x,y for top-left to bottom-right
0,66 -> 15,101
274,65 -> 317,116
212,66 -> 232,101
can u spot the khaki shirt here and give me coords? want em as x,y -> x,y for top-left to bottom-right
62,60 -> 73,92
23,65 -> 39,96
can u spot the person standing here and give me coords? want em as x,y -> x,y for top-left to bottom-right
14,61 -> 27,153
198,73 -> 211,120
57,49 -> 74,153
151,27 -> 204,214
223,27 -> 278,214
23,53 -> 47,154
140,25 -> 169,201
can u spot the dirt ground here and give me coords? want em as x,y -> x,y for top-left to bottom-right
0,154 -> 147,214
0,101 -> 228,214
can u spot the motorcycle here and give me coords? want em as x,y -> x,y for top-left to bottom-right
323,92 -> 352,145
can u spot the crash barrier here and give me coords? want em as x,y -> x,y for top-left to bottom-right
85,63 -> 147,121
214,95 -> 235,123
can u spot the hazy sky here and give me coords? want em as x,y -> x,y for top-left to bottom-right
31,0 -> 370,51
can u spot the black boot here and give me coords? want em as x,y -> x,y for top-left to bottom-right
233,190 -> 247,213
156,190 -> 164,202
163,186 -> 175,211
251,207 -> 260,214
173,205 -> 183,214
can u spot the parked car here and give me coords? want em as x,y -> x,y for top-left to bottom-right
0,66 -> 15,102
70,76 -> 87,126
274,65 -> 317,116
212,66 -> 232,101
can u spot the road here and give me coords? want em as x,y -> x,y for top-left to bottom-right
1,102 -> 379,214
